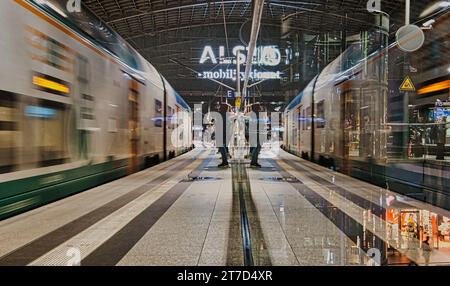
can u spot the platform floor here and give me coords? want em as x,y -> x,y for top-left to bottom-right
0,148 -> 450,266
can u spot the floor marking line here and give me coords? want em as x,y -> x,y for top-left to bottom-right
283,155 -> 416,209
272,157 -> 445,265
267,159 -> 396,265
282,159 -> 387,219
196,164 -> 223,266
254,160 -> 301,265
0,151 -> 204,266
81,154 -> 214,266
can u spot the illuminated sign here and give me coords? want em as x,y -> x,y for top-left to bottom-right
25,105 -> 57,119
226,90 -> 235,98
418,79 -> 450,95
199,69 -> 281,81
32,73 -> 70,95
198,45 -> 286,81
199,45 -> 282,66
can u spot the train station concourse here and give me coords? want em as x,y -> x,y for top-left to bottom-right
0,0 -> 450,271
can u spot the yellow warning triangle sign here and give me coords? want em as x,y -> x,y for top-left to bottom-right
400,76 -> 416,91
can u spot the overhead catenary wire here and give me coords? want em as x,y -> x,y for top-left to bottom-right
169,58 -> 235,91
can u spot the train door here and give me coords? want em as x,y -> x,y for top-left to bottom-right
295,106 -> 301,154
360,87 -> 373,158
290,111 -> 295,151
0,91 -> 18,173
341,90 -> 349,161
285,113 -> 290,149
175,105 -> 181,153
75,55 -> 92,160
341,83 -> 360,174
167,106 -> 174,159
128,80 -> 140,174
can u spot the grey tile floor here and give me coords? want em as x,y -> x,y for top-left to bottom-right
0,148 -> 449,266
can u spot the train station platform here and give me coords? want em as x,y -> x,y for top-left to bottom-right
1,147 -> 450,266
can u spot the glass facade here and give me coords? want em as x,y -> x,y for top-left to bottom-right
284,3 -> 450,210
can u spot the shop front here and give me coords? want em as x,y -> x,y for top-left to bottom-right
386,208 -> 450,253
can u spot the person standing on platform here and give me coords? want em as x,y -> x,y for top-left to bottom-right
248,104 -> 262,168
422,236 -> 432,266
216,102 -> 230,167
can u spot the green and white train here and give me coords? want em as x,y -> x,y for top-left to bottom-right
0,0 -> 193,219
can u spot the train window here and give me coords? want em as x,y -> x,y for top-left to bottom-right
154,100 -> 163,127
167,106 -> 172,129
30,0 -> 142,71
168,106 -> 175,129
75,56 -> 90,99
173,107 -> 179,129
175,92 -> 191,111
0,91 -> 18,174
292,109 -> 298,147
301,110 -> 305,131
23,100 -> 69,168
75,56 -> 96,132
306,107 -> 312,130
316,101 -> 325,129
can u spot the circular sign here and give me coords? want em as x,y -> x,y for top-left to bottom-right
396,24 -> 425,52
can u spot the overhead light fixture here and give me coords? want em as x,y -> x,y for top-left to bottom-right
36,0 -> 68,17
420,1 -> 450,18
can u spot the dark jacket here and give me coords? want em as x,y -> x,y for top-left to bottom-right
246,105 -> 262,146
216,103 -> 230,147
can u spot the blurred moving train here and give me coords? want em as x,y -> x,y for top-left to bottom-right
0,0 -> 193,219
283,10 -> 450,209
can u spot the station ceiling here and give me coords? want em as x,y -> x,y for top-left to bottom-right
83,0 -> 431,107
